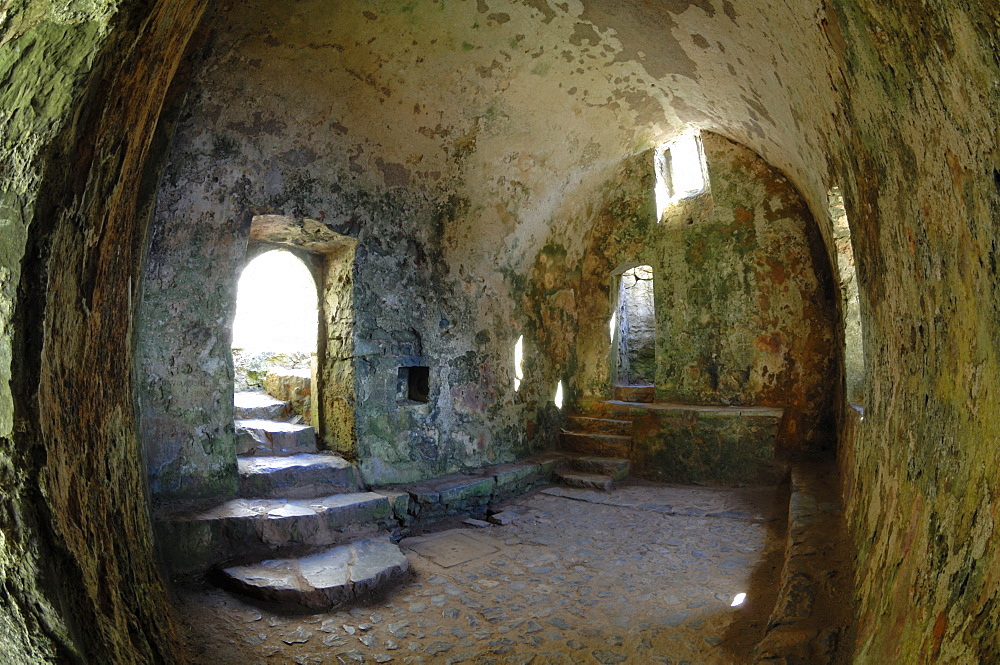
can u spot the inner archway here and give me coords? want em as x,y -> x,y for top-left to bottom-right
233,249 -> 318,355
616,264 -> 656,387
232,248 -> 318,424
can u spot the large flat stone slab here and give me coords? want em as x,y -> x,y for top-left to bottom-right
234,391 -> 290,420
238,453 -> 363,499
155,492 -> 393,575
218,537 -> 409,611
402,529 -> 499,568
236,419 -> 316,456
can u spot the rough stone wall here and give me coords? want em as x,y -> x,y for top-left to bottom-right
658,134 -> 838,451
0,2 -> 204,661
831,1 -> 1000,662
560,134 -> 838,452
4,0 -> 1000,662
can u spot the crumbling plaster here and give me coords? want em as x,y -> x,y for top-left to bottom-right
1,0 -> 999,663
138,0 -> 844,493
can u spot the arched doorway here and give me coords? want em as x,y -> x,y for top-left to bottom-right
615,264 -> 656,387
232,248 -> 318,424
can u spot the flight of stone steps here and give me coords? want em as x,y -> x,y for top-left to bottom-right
153,390 -> 409,612
555,384 -> 651,490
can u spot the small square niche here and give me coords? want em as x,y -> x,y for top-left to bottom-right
397,366 -> 430,403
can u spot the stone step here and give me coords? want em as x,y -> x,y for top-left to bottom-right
217,537 -> 409,611
576,399 -> 636,418
565,455 -> 631,481
238,454 -> 364,499
155,492 -> 393,575
560,431 -> 632,458
564,415 -> 632,436
613,384 -> 654,402
554,470 -> 616,491
236,419 -> 315,456
234,391 -> 290,420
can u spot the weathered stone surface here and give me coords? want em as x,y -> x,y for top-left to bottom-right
372,489 -> 411,523
564,416 -> 632,436
612,385 -> 654,403
155,492 -> 393,574
755,463 -> 853,663
236,419 -> 316,456
263,367 -> 312,420
555,471 -> 615,492
238,454 -> 363,499
234,391 -> 291,420
463,518 -> 491,528
568,456 -> 631,482
487,511 -> 520,525
560,432 -> 632,458
219,538 -> 408,611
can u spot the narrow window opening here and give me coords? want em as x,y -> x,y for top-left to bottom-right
829,187 -> 866,403
616,265 -> 656,386
514,335 -> 524,391
398,366 -> 430,403
554,380 -> 564,409
655,131 -> 707,221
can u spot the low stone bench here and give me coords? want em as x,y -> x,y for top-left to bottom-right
377,457 -> 559,525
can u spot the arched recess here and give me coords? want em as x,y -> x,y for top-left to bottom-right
568,131 -> 839,455
611,263 -> 656,387
245,215 -> 358,458
138,211 -> 357,502
232,247 -> 319,422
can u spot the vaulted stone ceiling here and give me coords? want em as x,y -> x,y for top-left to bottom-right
2,1 -> 1000,663
189,0 -> 841,263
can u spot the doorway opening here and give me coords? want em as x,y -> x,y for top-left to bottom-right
615,264 -> 656,387
232,248 -> 318,424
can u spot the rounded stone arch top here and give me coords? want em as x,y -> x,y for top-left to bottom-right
250,214 -> 357,254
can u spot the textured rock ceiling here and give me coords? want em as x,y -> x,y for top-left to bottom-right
198,0 -> 841,259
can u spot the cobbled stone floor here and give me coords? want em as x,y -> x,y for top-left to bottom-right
174,481 -> 787,664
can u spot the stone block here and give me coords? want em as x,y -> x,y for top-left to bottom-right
238,453 -> 363,499
235,419 -> 316,456
560,432 -> 632,458
234,391 -> 290,420
555,471 -> 615,491
218,537 -> 408,611
490,463 -> 540,489
373,489 -> 412,521
568,456 -> 631,481
154,492 -> 392,575
264,367 -> 312,419
487,511 -> 519,525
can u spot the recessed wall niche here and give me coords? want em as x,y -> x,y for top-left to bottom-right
398,366 -> 430,403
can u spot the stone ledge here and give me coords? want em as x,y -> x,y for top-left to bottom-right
753,463 -> 852,664
375,457 -> 557,525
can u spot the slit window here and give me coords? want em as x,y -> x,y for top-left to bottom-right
514,335 -> 524,391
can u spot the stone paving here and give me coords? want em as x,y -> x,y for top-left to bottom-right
174,481 -> 787,664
